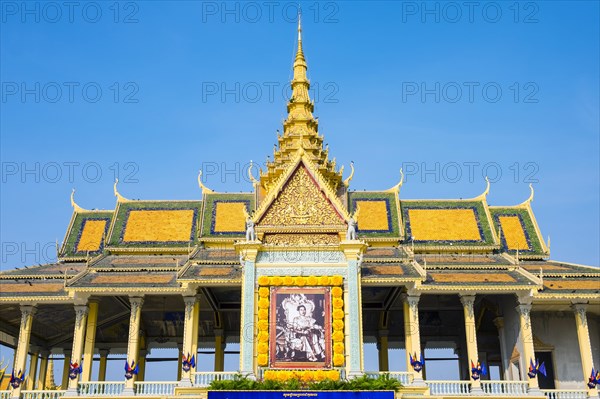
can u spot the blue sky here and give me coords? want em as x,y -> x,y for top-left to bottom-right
0,0 -> 598,384
1,1 -> 598,268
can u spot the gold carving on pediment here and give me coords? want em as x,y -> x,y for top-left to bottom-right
263,233 -> 339,246
259,165 -> 343,227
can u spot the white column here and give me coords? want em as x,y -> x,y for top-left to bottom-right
123,297 -> 144,396
460,294 -> 481,393
403,293 -> 425,386
516,298 -> 541,395
179,296 -> 197,387
572,303 -> 598,399
11,305 -> 36,399
65,304 -> 89,396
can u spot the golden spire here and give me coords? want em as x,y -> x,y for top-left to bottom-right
260,14 -> 343,193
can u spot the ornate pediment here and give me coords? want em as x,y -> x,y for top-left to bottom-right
256,161 -> 347,232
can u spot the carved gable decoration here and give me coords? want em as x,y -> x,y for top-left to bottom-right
257,163 -> 345,229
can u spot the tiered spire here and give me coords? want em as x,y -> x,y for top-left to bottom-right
260,14 -> 343,193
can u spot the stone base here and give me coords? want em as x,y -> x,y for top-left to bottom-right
178,378 -> 193,387
63,387 -> 79,397
122,387 -> 135,396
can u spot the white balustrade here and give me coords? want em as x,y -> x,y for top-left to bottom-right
0,391 -> 10,399
363,371 -> 413,385
20,391 -> 66,399
78,382 -> 125,396
481,381 -> 529,396
427,380 -> 471,395
541,390 -> 588,399
194,372 -> 239,387
134,382 -> 177,396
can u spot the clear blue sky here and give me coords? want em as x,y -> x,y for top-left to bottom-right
1,1 -> 598,268
0,0 -> 598,383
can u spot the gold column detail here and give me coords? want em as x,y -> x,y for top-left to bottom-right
37,351 -> 50,390
123,297 -> 144,395
572,303 -> 596,398
137,350 -> 147,382
191,297 -> 201,366
26,350 -> 39,390
11,305 -> 36,399
180,296 -> 197,386
214,329 -> 225,372
81,300 -> 99,382
460,295 -> 481,393
61,350 -> 71,390
516,300 -> 540,393
66,304 -> 89,394
97,349 -> 109,382
377,331 -> 389,372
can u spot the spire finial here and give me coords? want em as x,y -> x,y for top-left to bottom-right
298,7 -> 302,41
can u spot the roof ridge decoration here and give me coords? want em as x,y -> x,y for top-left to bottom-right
517,183 -> 535,208
469,176 -> 490,201
113,178 -> 130,202
71,189 -> 88,213
385,168 -> 404,194
342,161 -> 355,187
198,169 -> 215,195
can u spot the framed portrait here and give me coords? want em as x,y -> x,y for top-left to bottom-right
269,287 -> 332,369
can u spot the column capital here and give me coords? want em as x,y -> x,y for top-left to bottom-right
40,349 -> 51,358
183,296 -> 197,306
20,304 -> 37,317
516,293 -> 533,306
98,349 -> 110,357
459,294 -> 476,308
234,241 -> 262,262
339,240 -> 368,261
401,292 -> 421,304
516,303 -> 532,314
129,296 -> 144,306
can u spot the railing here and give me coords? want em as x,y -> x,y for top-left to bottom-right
427,380 -> 471,395
134,382 -> 177,396
363,371 -> 413,385
541,390 -> 588,399
0,391 -> 11,399
194,372 -> 239,387
481,381 -> 529,396
21,391 -> 66,399
78,382 -> 125,396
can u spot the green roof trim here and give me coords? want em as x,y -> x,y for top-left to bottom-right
108,201 -> 202,248
348,191 -> 400,238
401,200 -> 495,246
201,193 -> 255,238
61,211 -> 113,257
490,207 -> 545,255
